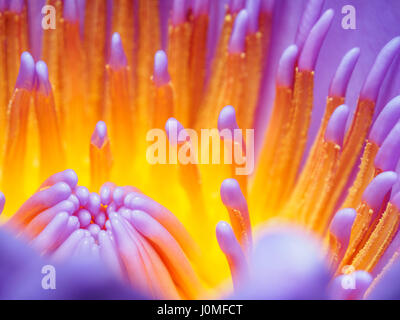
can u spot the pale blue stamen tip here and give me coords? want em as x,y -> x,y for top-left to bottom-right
16,52 -> 35,91
218,105 -> 239,132
220,178 -> 246,210
154,50 -> 170,87
229,9 -> 249,54
109,33 -> 127,70
165,117 -> 186,145
329,208 -> 356,244
216,221 -> 239,255
277,45 -> 298,88
325,104 -> 349,147
35,61 -> 51,95
91,121 -> 108,149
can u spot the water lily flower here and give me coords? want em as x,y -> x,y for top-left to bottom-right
0,0 -> 399,300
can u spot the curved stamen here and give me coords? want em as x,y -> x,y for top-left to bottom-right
91,121 -> 108,149
375,122 -> 400,172
369,96 -> 400,146
216,221 -> 247,290
52,229 -> 87,262
165,117 -> 186,146
362,171 -> 397,212
229,9 -> 249,54
31,212 -> 70,254
153,50 -> 170,87
295,0 -> 325,52
220,179 -> 252,252
15,52 -> 35,91
360,37 -> 400,102
276,45 -> 299,88
39,169 -> 78,191
325,105 -> 350,147
24,200 -> 76,238
124,192 -> 200,262
298,9 -> 334,71
129,210 -> 203,299
35,61 -> 52,96
98,230 -> 125,279
218,105 -> 239,134
329,47 -> 360,97
109,33 -> 128,70
329,208 -> 356,262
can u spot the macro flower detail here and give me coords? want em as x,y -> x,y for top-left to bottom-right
0,0 -> 400,300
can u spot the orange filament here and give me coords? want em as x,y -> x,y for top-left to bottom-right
342,141 -> 379,209
150,81 -> 175,129
5,7 -> 28,100
352,203 -> 400,272
136,0 -> 160,132
84,0 -> 107,119
3,86 -> 31,213
196,12 -> 233,130
61,17 -> 89,174
90,133 -> 112,193
105,64 -> 134,182
41,0 -> 63,116
339,202 -> 375,271
188,13 -> 209,125
239,31 -> 263,129
168,21 -> 192,127
284,96 -> 344,222
34,81 -> 64,181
